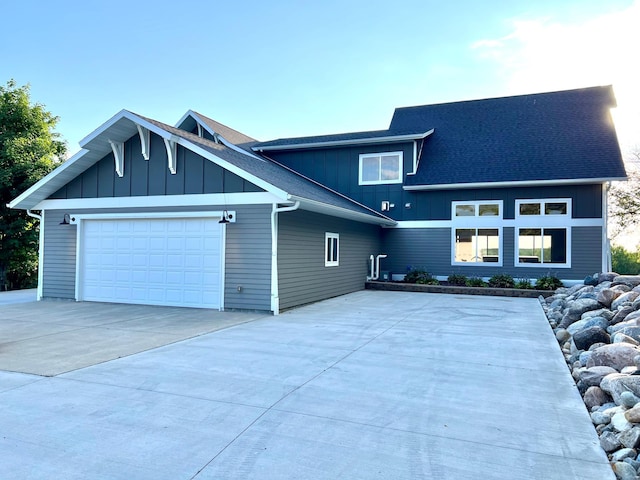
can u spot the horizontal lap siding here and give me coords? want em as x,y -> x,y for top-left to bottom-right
42,210 -> 77,299
277,211 -> 381,310
41,205 -> 273,310
224,204 -> 272,311
382,226 -> 602,282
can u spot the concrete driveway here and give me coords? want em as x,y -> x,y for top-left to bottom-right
0,291 -> 612,479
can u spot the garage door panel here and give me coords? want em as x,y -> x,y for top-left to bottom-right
81,218 -> 222,309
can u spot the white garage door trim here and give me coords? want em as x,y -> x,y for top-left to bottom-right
74,212 -> 227,309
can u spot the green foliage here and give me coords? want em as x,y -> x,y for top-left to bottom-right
404,268 -> 440,285
447,274 -> 468,286
465,277 -> 487,287
535,275 -> 563,291
611,245 -> 640,274
488,274 -> 515,288
610,153 -> 640,235
515,278 -> 534,289
0,79 -> 66,289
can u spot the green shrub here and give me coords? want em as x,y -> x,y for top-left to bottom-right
535,275 -> 563,291
514,278 -> 533,289
404,268 -> 440,285
611,245 -> 640,274
465,277 -> 487,287
488,274 -> 515,288
447,274 -> 468,286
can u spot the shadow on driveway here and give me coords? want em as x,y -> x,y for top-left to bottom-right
0,301 -> 268,376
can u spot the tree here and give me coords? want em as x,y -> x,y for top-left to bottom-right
610,149 -> 640,239
0,80 -> 66,289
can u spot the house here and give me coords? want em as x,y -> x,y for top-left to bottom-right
9,86 -> 626,313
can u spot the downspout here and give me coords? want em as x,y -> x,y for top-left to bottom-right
603,182 -> 612,272
270,201 -> 300,315
26,209 -> 44,300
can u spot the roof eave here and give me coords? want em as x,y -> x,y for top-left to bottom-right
253,129 -> 434,152
403,177 -> 628,191
289,195 -> 396,226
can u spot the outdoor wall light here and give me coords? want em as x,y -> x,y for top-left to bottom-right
60,213 -> 75,225
218,210 -> 233,224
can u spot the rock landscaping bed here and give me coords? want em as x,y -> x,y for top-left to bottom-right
366,280 -> 555,298
541,274 -> 640,480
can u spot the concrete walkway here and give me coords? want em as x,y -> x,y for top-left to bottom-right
0,291 -> 612,479
0,288 -> 36,305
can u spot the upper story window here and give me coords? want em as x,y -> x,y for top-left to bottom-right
359,152 -> 403,185
516,199 -> 570,218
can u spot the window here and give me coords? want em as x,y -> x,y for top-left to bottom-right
517,228 -> 567,265
455,228 -> 500,263
359,152 -> 403,185
515,198 -> 571,268
451,201 -> 503,266
325,233 -> 339,267
517,199 -> 569,217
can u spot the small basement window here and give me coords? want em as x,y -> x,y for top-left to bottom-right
359,152 -> 403,185
325,232 -> 339,267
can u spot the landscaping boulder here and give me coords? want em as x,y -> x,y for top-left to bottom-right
579,366 -> 617,387
601,374 -> 640,404
612,291 -> 640,311
573,326 -> 610,350
588,344 -> 640,372
584,386 -> 612,410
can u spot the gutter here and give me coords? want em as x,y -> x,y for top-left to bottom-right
26,209 -> 44,301
270,201 -> 301,315
253,129 -> 434,152
403,177 -> 628,191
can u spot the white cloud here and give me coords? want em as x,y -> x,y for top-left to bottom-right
473,1 -> 640,155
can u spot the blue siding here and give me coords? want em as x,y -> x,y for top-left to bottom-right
277,211 -> 381,310
49,132 -> 264,199
381,226 -> 602,282
268,146 -> 603,221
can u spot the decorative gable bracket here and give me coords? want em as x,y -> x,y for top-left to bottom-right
163,138 -> 177,175
108,140 -> 125,177
136,125 -> 150,160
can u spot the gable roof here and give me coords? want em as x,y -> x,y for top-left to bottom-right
390,85 -> 626,189
253,127 -> 434,151
9,110 -> 395,226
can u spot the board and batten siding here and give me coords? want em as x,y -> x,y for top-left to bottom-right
49,132 -> 263,199
277,210 -> 381,311
40,205 -> 272,310
381,226 -> 602,282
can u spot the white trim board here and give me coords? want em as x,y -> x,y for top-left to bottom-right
388,218 -> 605,229
35,192 -> 282,210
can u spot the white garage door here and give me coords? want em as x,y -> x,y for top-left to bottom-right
80,217 -> 223,309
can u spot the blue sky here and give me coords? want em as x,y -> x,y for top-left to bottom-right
1,0 -> 638,157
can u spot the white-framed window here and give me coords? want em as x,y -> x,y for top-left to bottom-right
514,198 -> 571,268
516,227 -> 570,267
516,199 -> 570,218
451,201 -> 503,266
325,232 -> 339,267
359,152 -> 403,185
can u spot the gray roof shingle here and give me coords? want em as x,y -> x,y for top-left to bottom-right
390,85 -> 626,187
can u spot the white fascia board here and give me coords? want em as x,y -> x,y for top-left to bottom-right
403,177 -> 627,191
79,109 -> 131,146
254,129 -> 434,152
8,149 -> 90,209
291,196 -> 396,226
174,109 -> 198,129
34,192 -> 283,211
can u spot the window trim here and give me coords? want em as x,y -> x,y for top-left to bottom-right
515,198 -> 571,222
515,227 -> 571,268
358,151 -> 403,185
325,232 -> 339,267
451,200 -> 504,266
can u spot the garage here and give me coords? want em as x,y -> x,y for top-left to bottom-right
79,217 -> 223,309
